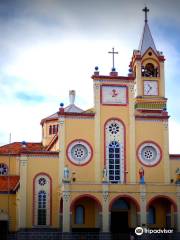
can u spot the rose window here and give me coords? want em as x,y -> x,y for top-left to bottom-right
71,144 -> 88,161
38,177 -> 47,186
142,146 -> 157,161
137,142 -> 161,166
0,163 -> 8,176
67,140 -> 92,165
109,123 -> 120,134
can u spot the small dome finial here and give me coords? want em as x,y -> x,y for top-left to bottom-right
142,6 -> 149,23
95,66 -> 99,71
21,141 -> 27,148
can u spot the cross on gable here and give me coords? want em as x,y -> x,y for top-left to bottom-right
108,47 -> 118,70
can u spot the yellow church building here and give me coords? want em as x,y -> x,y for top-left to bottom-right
0,7 -> 180,240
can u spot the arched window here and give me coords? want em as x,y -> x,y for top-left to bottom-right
0,163 -> 8,176
49,125 -> 52,135
75,205 -> 85,224
53,125 -> 56,134
142,63 -> 158,77
38,190 -> 47,225
148,206 -> 156,224
105,119 -> 125,183
34,174 -> 51,226
109,141 -> 120,183
51,124 -> 58,134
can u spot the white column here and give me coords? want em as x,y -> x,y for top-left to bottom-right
135,60 -> 142,96
140,184 -> 147,226
102,183 -> 109,232
94,83 -> 101,182
58,116 -> 66,227
159,61 -> 165,97
176,185 -> 180,232
62,184 -> 70,232
163,120 -> 170,183
59,116 -> 66,183
19,155 -> 28,228
129,83 -> 136,183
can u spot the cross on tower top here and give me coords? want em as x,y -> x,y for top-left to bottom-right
108,47 -> 118,71
142,6 -> 149,23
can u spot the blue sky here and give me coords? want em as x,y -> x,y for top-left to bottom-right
0,0 -> 180,153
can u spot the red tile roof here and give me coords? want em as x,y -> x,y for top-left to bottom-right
0,176 -> 20,192
0,142 -> 44,155
170,154 -> 180,159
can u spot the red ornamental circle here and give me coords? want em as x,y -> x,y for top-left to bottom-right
137,141 -> 162,167
66,139 -> 93,166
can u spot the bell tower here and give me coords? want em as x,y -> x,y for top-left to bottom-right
129,7 -> 170,184
130,7 -> 166,110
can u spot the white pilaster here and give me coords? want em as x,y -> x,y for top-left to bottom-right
176,185 -> 180,232
19,155 -> 28,228
59,116 -> 66,183
58,115 -> 66,227
62,184 -> 70,232
159,61 -> 165,97
135,60 -> 143,96
140,184 -> 147,226
163,120 -> 170,183
102,183 -> 109,232
129,83 -> 136,183
94,83 -> 101,182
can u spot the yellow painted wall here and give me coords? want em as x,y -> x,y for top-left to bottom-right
64,118 -> 95,182
136,120 -> 165,183
26,155 -> 59,228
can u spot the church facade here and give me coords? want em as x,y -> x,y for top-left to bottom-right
0,8 -> 180,238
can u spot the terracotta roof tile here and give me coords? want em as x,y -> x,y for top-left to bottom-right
170,154 -> 180,159
0,176 -> 20,192
0,142 -> 44,155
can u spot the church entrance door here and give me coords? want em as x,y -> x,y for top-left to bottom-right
110,196 -> 139,238
111,211 -> 128,233
0,220 -> 8,240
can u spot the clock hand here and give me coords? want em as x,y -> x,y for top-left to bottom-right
147,84 -> 152,94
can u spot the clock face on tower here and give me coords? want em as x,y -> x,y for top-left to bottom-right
144,80 -> 158,96
101,85 -> 127,105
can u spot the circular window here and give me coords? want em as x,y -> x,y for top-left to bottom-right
109,122 -> 119,134
137,142 -> 162,166
0,163 -> 8,176
67,140 -> 93,165
38,177 -> 47,186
